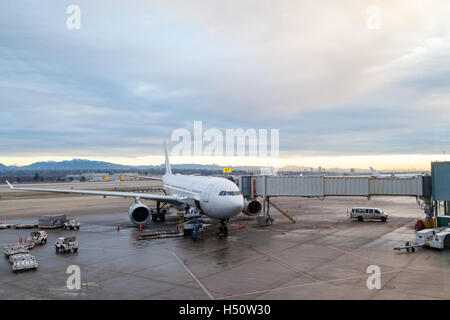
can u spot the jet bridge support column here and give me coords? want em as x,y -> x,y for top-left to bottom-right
421,196 -> 433,221
417,195 -> 436,228
257,176 -> 273,227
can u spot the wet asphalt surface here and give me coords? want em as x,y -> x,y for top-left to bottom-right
1,194 -> 450,299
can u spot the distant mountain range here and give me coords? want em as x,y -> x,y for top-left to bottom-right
0,159 -> 242,171
0,159 -> 129,171
0,159 -> 426,173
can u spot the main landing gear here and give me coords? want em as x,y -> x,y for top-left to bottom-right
151,201 -> 166,222
217,219 -> 229,238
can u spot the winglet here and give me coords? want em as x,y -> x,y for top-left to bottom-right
5,180 -> 14,189
164,140 -> 172,175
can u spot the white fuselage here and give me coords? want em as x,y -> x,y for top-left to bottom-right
162,174 -> 244,219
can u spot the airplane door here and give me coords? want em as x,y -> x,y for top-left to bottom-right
203,184 -> 215,203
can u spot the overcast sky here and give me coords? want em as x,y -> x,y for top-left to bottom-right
1,1 -> 449,169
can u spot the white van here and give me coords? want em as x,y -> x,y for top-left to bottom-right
350,208 -> 388,222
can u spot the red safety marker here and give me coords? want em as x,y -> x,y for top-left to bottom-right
298,204 -> 302,208
139,225 -> 143,232
117,224 -> 120,231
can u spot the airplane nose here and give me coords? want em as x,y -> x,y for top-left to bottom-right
217,196 -> 244,218
230,197 -> 244,214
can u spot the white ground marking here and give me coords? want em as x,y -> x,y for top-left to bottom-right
172,251 -> 215,300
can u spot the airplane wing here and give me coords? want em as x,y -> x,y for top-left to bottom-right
136,174 -> 199,179
5,180 -> 185,205
123,174 -> 162,181
135,175 -> 162,181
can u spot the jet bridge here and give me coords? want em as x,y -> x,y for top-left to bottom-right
239,175 -> 425,198
237,175 -> 431,225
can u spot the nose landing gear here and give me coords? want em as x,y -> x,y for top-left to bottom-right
217,219 -> 229,238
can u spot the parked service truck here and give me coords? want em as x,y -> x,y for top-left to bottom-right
30,231 -> 47,245
415,227 -> 450,249
55,236 -> 79,253
64,219 -> 80,230
394,227 -> 450,252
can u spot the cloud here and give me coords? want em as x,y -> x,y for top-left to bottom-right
0,0 -> 450,164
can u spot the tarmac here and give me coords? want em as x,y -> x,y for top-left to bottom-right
1,181 -> 450,299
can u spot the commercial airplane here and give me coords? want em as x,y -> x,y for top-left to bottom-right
369,167 -> 421,178
6,142 -> 262,236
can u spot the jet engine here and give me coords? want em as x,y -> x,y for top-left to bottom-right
242,198 -> 262,216
128,201 -> 151,225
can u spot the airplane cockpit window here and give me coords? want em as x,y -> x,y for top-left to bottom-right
220,191 -> 242,196
225,191 -> 242,196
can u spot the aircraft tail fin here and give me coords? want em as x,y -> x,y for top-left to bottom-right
370,167 -> 380,177
164,140 -> 172,175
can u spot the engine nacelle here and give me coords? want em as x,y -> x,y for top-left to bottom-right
128,202 -> 151,225
242,198 -> 262,216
